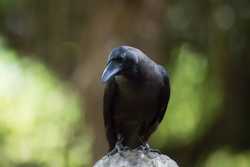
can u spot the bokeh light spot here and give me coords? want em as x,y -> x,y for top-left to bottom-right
0,42 -> 93,166
214,5 -> 235,30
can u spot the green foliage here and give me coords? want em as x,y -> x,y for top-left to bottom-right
0,43 -> 92,166
203,148 -> 250,167
150,44 -> 223,148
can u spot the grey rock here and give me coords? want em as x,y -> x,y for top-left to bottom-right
94,149 -> 179,167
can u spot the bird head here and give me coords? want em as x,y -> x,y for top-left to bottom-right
102,46 -> 139,84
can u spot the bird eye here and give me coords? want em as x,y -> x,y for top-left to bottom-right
117,55 -> 124,63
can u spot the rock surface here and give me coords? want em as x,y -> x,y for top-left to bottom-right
94,149 -> 179,167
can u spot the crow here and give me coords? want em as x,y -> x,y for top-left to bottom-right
102,46 -> 170,155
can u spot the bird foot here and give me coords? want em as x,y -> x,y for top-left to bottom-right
137,143 -> 161,155
137,145 -> 144,151
108,142 -> 132,156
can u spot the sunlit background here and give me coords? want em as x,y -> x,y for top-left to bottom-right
0,1 -> 250,167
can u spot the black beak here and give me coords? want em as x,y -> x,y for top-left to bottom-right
102,61 -> 121,84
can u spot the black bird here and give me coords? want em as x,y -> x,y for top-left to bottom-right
102,46 -> 170,155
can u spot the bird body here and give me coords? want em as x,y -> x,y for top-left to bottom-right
102,46 -> 170,154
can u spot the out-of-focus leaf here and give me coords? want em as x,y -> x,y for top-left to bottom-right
0,43 -> 93,167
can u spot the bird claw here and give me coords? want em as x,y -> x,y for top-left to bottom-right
108,142 -> 132,157
137,145 -> 144,151
144,143 -> 161,154
145,147 -> 161,154
123,146 -> 133,152
108,149 -> 117,157
137,137 -> 161,155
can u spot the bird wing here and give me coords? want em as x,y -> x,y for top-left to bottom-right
144,65 -> 170,140
157,65 -> 171,123
103,78 -> 118,151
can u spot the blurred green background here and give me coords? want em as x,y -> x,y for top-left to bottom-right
0,0 -> 250,167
